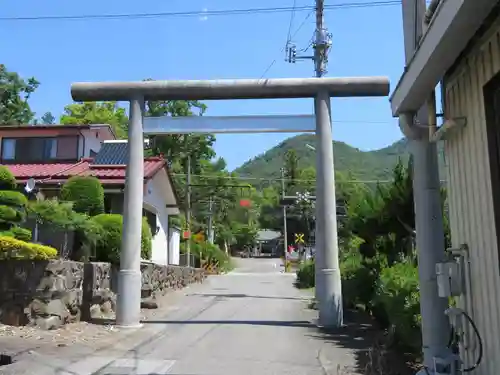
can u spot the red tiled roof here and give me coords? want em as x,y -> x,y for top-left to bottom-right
6,157 -> 167,185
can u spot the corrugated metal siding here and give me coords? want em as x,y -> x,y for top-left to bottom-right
444,22 -> 500,375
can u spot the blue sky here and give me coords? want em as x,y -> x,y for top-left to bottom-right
1,0 -> 406,170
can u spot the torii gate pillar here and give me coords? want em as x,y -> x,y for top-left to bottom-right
71,77 -> 390,329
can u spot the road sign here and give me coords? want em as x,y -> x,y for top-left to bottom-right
294,233 -> 305,244
239,199 -> 251,207
182,230 -> 191,239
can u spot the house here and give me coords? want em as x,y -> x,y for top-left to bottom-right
0,124 -> 181,266
390,1 -> 500,374
256,230 -> 282,255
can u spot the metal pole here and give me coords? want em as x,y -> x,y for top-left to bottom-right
281,168 -> 288,266
315,90 -> 343,328
116,98 -> 144,328
185,136 -> 192,267
400,1 -> 450,372
208,196 -> 214,244
412,137 -> 451,371
313,0 -> 342,327
313,0 -> 325,303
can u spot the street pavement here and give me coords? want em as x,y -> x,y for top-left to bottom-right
1,258 -> 365,375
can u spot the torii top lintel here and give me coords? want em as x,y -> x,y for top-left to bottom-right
71,77 -> 390,102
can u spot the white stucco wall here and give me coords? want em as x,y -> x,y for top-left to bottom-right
143,169 -> 178,266
79,126 -> 116,158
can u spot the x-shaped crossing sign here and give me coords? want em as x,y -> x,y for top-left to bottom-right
294,233 -> 305,244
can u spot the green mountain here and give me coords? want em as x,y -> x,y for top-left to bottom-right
233,134 -> 443,182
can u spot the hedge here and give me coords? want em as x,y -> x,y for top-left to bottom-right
0,227 -> 32,242
0,236 -> 58,260
61,176 -> 105,217
91,214 -> 152,264
0,166 -> 16,191
294,235 -> 422,352
373,260 -> 421,351
296,260 -> 315,289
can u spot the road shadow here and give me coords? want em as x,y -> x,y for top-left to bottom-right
185,292 -> 306,301
308,309 -> 418,375
89,318 -> 314,328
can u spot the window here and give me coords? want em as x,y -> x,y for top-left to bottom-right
1,139 -> 15,160
0,136 -> 79,162
484,71 -> 500,273
143,209 -> 158,237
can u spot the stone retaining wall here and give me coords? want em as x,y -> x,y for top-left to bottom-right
0,260 -> 205,329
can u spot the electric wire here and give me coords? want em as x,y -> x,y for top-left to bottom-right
170,173 -> 437,184
0,1 -> 402,22
285,0 -> 298,46
259,10 -> 314,79
459,311 -> 483,372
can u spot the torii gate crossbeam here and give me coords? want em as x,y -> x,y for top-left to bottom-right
71,76 -> 390,329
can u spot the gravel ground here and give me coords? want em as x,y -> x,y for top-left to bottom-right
0,281 -> 208,354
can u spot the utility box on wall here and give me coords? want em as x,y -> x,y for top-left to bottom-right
436,261 -> 463,298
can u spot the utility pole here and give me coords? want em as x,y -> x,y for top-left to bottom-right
281,168 -> 288,266
207,196 -> 214,244
313,0 -> 342,328
401,0 -> 451,372
184,135 -> 192,267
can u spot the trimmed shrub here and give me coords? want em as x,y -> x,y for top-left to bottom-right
0,205 -> 18,223
0,235 -> 58,260
0,191 -> 27,208
373,260 -> 421,351
91,214 -> 152,264
296,260 -> 315,289
141,217 -> 153,259
61,176 -> 105,216
10,227 -> 32,241
0,191 -> 28,229
0,166 -> 16,191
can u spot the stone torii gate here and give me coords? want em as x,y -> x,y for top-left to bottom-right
71,76 -> 390,329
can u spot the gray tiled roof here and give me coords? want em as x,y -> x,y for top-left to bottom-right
257,230 -> 282,242
93,142 -> 128,165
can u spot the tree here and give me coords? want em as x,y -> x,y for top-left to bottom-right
61,176 -> 105,217
284,149 -> 299,194
143,78 -> 216,174
0,65 -> 39,125
60,101 -> 128,138
41,111 -> 56,124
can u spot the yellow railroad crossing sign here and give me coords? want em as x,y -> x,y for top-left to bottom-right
294,233 -> 304,244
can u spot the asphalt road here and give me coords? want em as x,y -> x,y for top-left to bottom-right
4,258 -> 362,375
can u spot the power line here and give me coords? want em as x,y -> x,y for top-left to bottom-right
0,1 -> 401,22
170,173 -> 406,184
260,10 -> 315,79
285,0 -> 298,45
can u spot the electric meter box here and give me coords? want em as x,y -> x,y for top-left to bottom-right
436,261 -> 463,297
